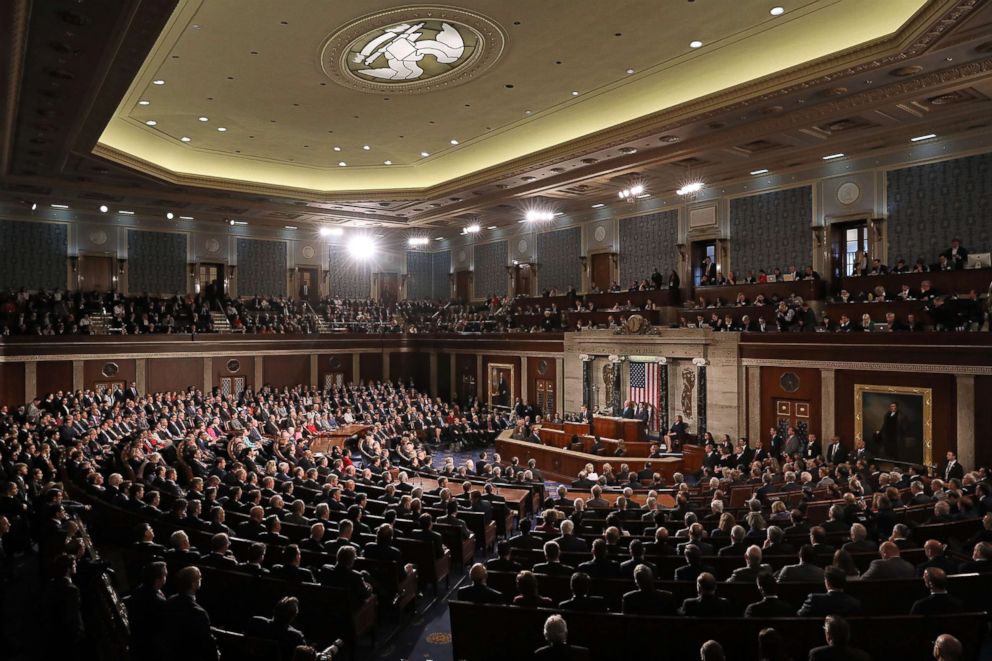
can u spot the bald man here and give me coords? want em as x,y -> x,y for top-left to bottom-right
457,563 -> 503,604
933,634 -> 963,661
911,568 -> 966,615
861,541 -> 916,580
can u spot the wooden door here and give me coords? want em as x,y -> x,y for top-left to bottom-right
514,264 -> 533,296
378,273 -> 399,306
455,271 -> 471,303
79,255 -> 114,292
775,399 -> 812,441
590,253 -> 612,291
535,378 -> 555,418
298,267 -> 319,305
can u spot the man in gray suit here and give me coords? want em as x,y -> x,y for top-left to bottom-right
776,545 -> 826,583
783,427 -> 802,457
727,545 -> 773,583
861,541 -> 916,580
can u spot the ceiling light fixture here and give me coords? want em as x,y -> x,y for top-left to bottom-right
636,194 -> 651,199
434,237 -> 444,241
333,146 -> 341,151
228,219 -> 247,226
347,235 -> 376,259
420,151 -> 430,157
98,205 -> 109,213
407,237 -> 430,247
285,225 -> 298,230
822,153 -> 845,160
618,183 -> 645,202
166,212 -> 174,220
30,203 -> 37,211
463,224 -> 481,234
383,160 -> 392,165
153,79 -> 165,85
450,139 -> 459,145
145,120 -> 157,126
198,116 -> 208,122
591,203 -> 606,209
50,204 -> 69,209
770,6 -> 785,16
750,169 -> 769,175
338,161 -> 347,167
689,40 -> 703,48
138,100 -> 150,106
179,216 -> 194,221
524,210 -> 555,222
319,227 -> 343,237
676,181 -> 704,196
626,68 -> 635,75
216,127 -> 227,132
571,91 -> 580,96
118,210 -> 135,215
362,145 -> 371,150
911,133 -> 937,142
180,136 -> 191,142
487,225 -> 498,230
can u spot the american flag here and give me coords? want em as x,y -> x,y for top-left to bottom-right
629,361 -> 661,431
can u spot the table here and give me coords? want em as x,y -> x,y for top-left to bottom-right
308,424 -> 370,454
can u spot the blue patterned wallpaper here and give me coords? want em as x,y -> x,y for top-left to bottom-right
887,152 -> 992,264
406,250 -> 433,300
537,226 -> 582,293
236,238 -> 287,297
0,220 -> 67,290
328,245 -> 371,298
473,240 -> 507,298
619,210 -> 679,286
127,230 -> 187,295
431,250 -> 450,300
729,186 -> 812,276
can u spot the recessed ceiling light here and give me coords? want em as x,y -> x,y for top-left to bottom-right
50,204 -> 69,209
636,194 -> 651,199
407,237 -> 430,247
119,210 -> 135,215
30,203 -> 37,211
487,225 -> 498,230
434,237 -> 444,241
338,161 -> 347,166
689,40 -> 703,48
138,100 -> 150,106
626,68 -> 635,75
333,146 -> 341,151
145,120 -> 157,126
450,139 -> 459,145
217,127 -> 227,132
591,203 -> 606,208
750,168 -> 769,175
166,212 -> 174,220
285,225 -> 298,230
383,160 -> 392,165
822,153 -> 845,160
770,6 -> 785,16
180,136 -> 191,142
524,110 -> 532,115
98,205 -> 108,213
910,133 -> 937,142
464,224 -> 481,233
362,145 -> 371,150
198,116 -> 208,122
179,216 -> 194,220
153,79 -> 165,85
420,151 -> 430,157
571,91 -> 580,96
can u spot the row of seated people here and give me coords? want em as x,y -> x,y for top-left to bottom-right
697,260 -> 821,288
849,239 -> 977,275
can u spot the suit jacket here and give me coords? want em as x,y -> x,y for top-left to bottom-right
576,557 -> 620,579
807,644 -> 872,661
457,582 -> 503,604
910,592 -> 967,616
827,443 -> 848,465
533,561 -> 576,577
861,556 -> 915,580
744,595 -> 796,618
558,594 -> 607,613
727,564 -> 773,583
125,584 -> 167,660
777,562 -> 825,583
797,590 -> 863,617
674,562 -> 714,582
319,564 -> 372,600
679,594 -> 735,617
533,642 -> 591,661
554,534 -> 588,553
163,594 -> 218,661
942,461 -> 965,481
621,588 -> 678,616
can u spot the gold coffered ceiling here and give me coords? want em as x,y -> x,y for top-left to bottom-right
97,0 -> 929,195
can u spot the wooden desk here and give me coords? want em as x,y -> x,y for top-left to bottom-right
537,426 -> 655,456
838,268 -> 992,298
496,435 -> 682,483
514,289 -> 672,311
404,474 -> 532,520
695,279 -> 825,306
308,424 -> 370,454
822,300 -> 931,324
592,415 -> 645,443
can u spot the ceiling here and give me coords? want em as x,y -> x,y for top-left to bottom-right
0,0 -> 990,239
97,0 -> 928,194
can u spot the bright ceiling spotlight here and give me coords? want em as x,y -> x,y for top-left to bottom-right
463,224 -> 481,234
407,237 -> 430,247
618,183 -> 645,202
770,6 -> 785,16
319,227 -> 343,237
689,40 -> 703,48
676,181 -> 704,196
166,212 -> 174,220
347,235 -> 376,259
524,209 -> 555,222
98,205 -> 109,213
750,169 -> 769,175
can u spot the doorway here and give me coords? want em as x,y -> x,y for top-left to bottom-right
589,253 -> 612,292
830,219 -> 869,283
454,271 -> 471,303
514,264 -> 533,296
378,273 -> 399,307
297,267 -> 319,306
690,241 -> 717,287
198,263 -> 226,299
78,255 -> 114,292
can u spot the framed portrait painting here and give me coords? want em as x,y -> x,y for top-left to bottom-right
854,384 -> 932,467
488,363 -> 514,410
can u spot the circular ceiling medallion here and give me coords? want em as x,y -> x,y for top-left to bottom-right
594,225 -> 607,242
779,372 -> 801,393
320,7 -> 506,95
205,238 -> 221,254
226,359 -> 241,374
88,230 -> 107,246
301,245 -> 316,259
102,362 -> 119,378
836,182 -> 861,206
517,239 -> 528,254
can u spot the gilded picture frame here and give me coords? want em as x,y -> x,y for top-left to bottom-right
488,363 -> 515,410
854,384 -> 932,467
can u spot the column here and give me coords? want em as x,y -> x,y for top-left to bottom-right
820,368 -> 836,453
476,355 -> 483,405
382,351 -> 391,382
555,357 -> 564,417
24,362 -> 37,403
693,358 -> 708,438
608,355 -> 623,415
580,354 -> 593,409
203,357 -> 212,393
352,354 -> 360,386
254,357 -> 264,390
428,351 -> 438,396
72,360 -> 84,391
956,375 -> 975,472
520,357 -> 529,405
747,366 -> 761,444
135,358 -> 147,395
657,357 -> 669,434
449,356 -> 456,401
310,354 -> 319,389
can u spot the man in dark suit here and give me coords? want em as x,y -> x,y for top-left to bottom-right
533,541 -> 576,577
577,538 -> 620,579
809,616 -> 872,661
578,405 -> 594,432
486,541 -> 522,573
917,539 -> 959,576
533,614 -> 590,661
744,572 -> 796,617
245,597 -> 308,661
619,539 -> 657,579
717,526 -> 748,558
162,566 -> 219,660
457,563 -> 503,604
558,571 -> 607,613
622,564 -> 677,616
271,545 -> 316,583
727,545 -> 773,583
679,572 -> 734,616
675,544 -> 715,582
826,436 -> 848,465
861,541 -> 915,580
942,451 -> 965,481
797,567 -> 864,617
319,546 -> 372,601
910,568 -> 967,615
941,238 -> 968,270
411,513 -> 445,559
777,545 -> 826,583
957,541 -> 992,574
877,401 -> 905,459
